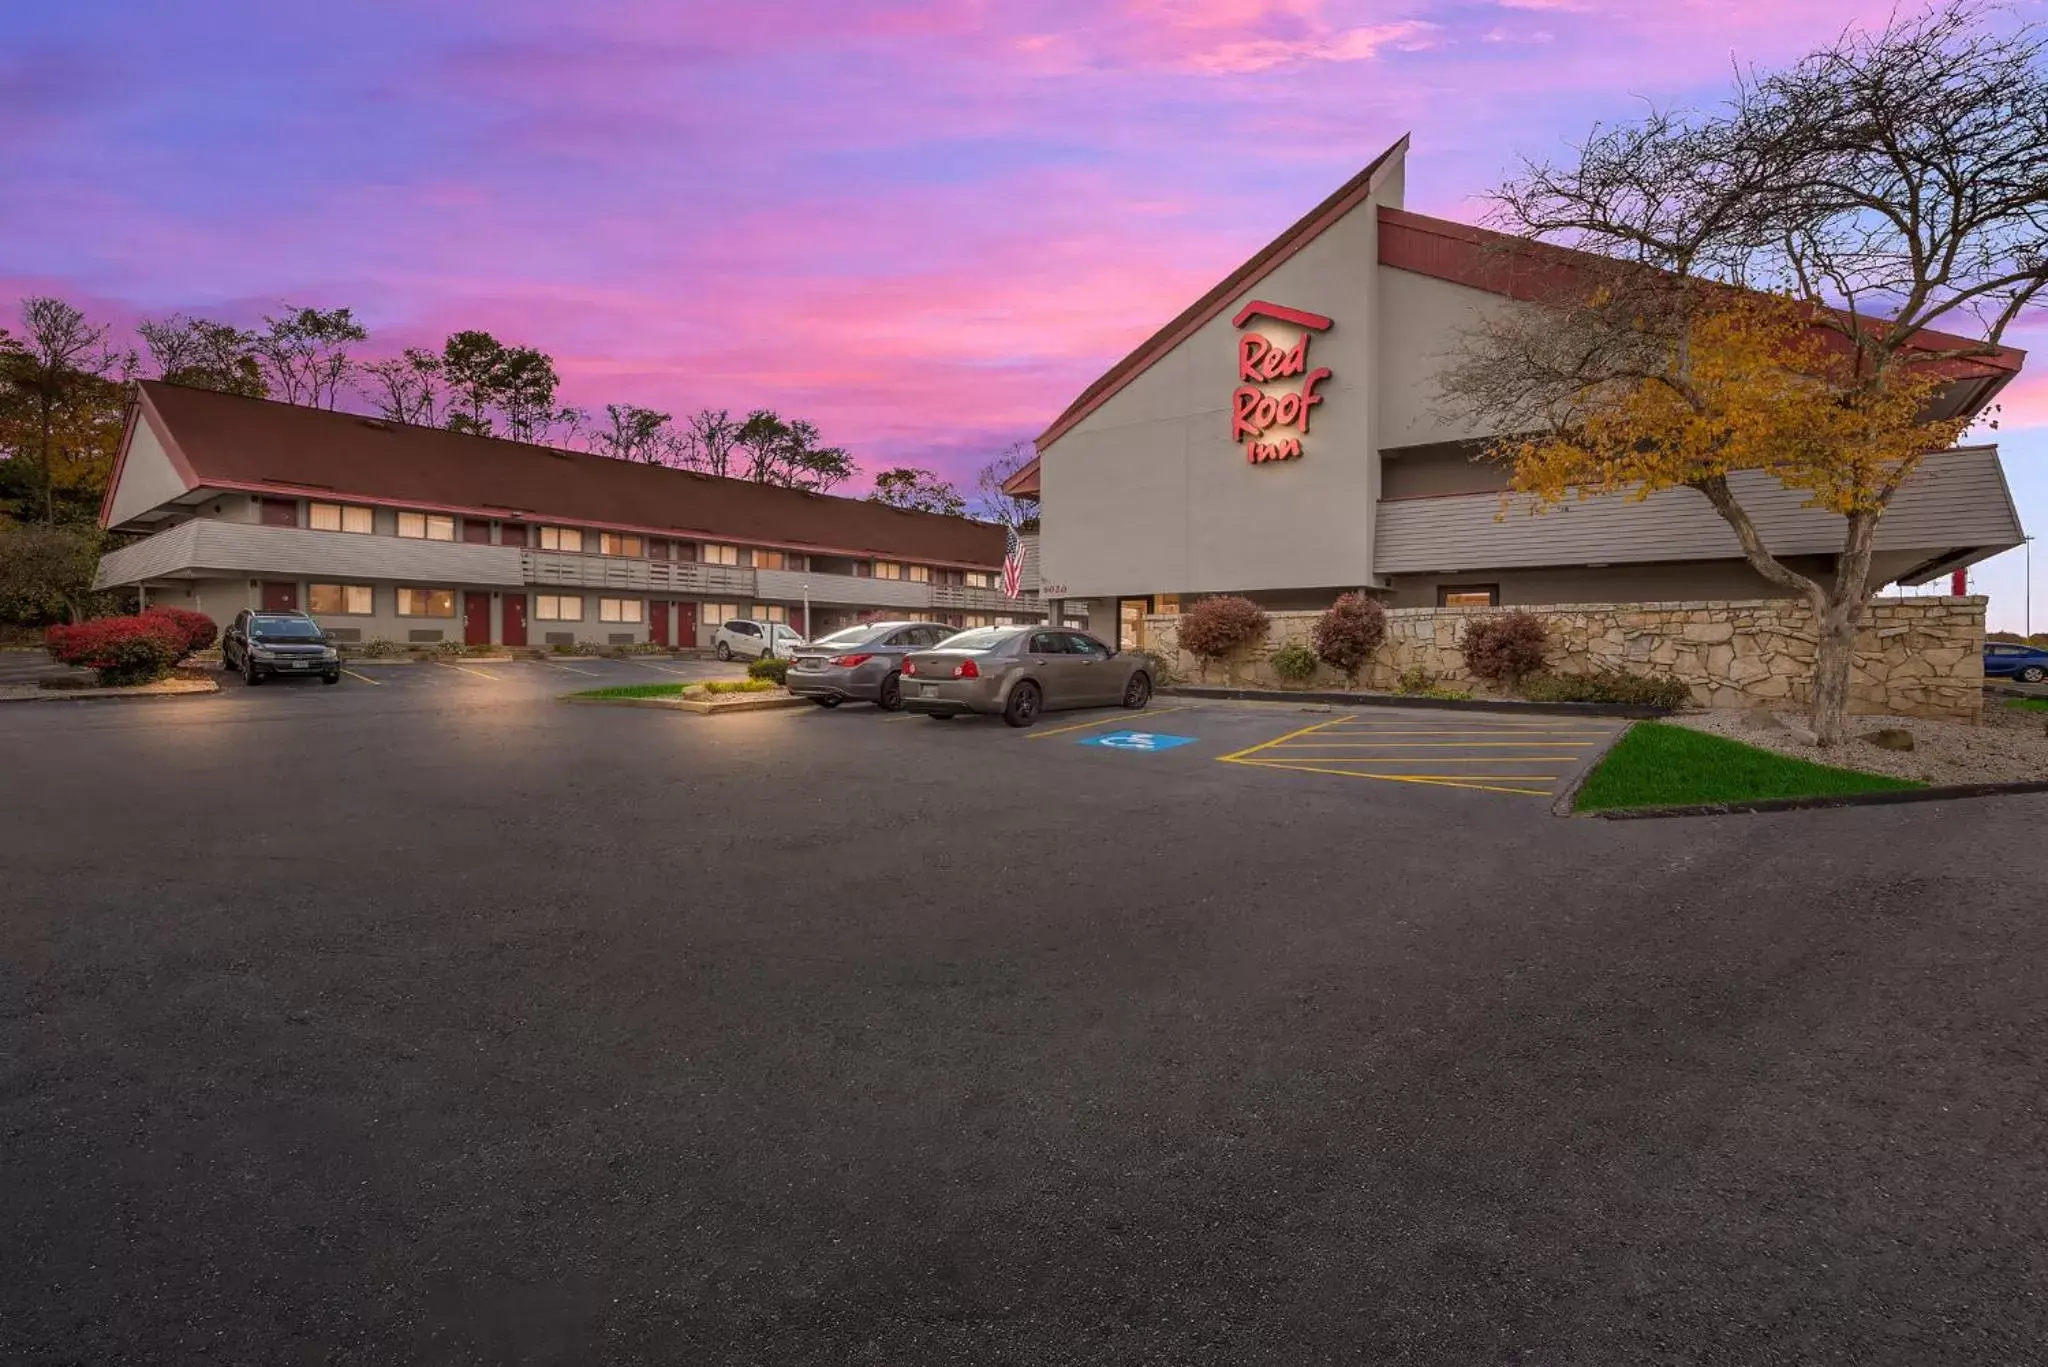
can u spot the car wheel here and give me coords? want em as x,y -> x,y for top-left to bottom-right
243,657 -> 260,686
1003,680 -> 1042,728
1122,671 -> 1153,709
715,642 -> 732,661
322,672 -> 340,685
2021,665 -> 2046,684
878,672 -> 903,711
812,697 -> 841,708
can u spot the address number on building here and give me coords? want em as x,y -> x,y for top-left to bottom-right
1041,583 -> 1068,597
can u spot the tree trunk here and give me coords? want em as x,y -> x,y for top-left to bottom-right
1808,599 -> 1861,747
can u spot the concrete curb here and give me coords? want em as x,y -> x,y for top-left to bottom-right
0,678 -> 221,703
1591,779 -> 2048,820
1164,684 -> 1671,720
558,692 -> 806,715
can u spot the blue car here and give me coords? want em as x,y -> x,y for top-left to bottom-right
1985,642 -> 2048,684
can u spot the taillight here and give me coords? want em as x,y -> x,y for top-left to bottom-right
902,659 -> 917,676
953,659 -> 979,679
830,653 -> 874,667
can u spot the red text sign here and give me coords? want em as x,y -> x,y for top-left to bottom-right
1229,300 -> 1332,465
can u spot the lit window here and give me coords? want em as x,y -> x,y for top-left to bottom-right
600,533 -> 643,558
749,604 -> 788,623
962,614 -> 993,628
1439,587 -> 1498,608
539,526 -> 584,553
599,597 -> 644,623
906,565 -> 931,583
754,549 -> 786,570
873,561 -> 903,580
965,570 -> 995,590
396,587 -> 456,617
701,603 -> 739,626
398,512 -> 456,541
701,543 -> 739,566
309,502 -> 374,534
536,595 -> 585,621
308,583 -> 374,615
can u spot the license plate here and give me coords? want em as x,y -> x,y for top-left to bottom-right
919,684 -> 937,698
291,662 -> 309,670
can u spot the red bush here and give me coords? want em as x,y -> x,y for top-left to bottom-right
1311,593 -> 1386,680
1462,612 -> 1550,685
1176,595 -> 1269,662
141,606 -> 218,658
45,614 -> 187,686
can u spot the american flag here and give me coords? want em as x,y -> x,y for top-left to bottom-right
1001,522 -> 1026,600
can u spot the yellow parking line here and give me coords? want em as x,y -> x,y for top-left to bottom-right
447,663 -> 499,680
1026,705 -> 1190,740
1222,757 -> 1552,797
341,668 -> 380,685
1308,729 -> 1615,737
1271,740 -> 1593,748
1263,756 -> 1575,766
1213,714 -> 1346,762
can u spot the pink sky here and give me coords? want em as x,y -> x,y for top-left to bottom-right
2,0 -> 2043,621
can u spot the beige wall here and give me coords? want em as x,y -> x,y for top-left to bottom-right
1375,268 -> 1522,448
1383,557 -> 1845,608
105,418 -> 191,527
1379,441 -> 1512,499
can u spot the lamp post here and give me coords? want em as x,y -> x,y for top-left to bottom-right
801,581 -> 811,640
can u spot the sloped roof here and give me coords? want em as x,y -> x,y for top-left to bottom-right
115,381 -> 1007,567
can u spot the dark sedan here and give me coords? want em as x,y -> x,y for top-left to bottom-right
900,626 -> 1154,726
785,620 -> 957,710
1985,641 -> 2048,684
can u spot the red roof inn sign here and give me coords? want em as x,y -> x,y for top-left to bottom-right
1230,300 -> 1332,465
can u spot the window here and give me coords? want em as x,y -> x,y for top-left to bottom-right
539,525 -> 584,553
250,615 -> 324,642
961,614 -> 994,628
536,595 -> 585,621
1027,632 -> 1068,654
701,543 -> 739,566
1438,585 -> 1499,608
600,533 -> 643,558
749,604 -> 788,623
702,603 -> 740,627
873,561 -> 904,580
964,570 -> 995,590
726,621 -> 760,637
753,549 -> 787,570
906,565 -> 931,583
599,597 -> 643,623
943,627 -> 1025,651
308,583 -> 374,615
308,502 -> 374,534
1064,632 -> 1112,660
398,511 -> 457,541
396,587 -> 456,617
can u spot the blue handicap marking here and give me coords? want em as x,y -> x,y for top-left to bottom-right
1081,730 -> 1198,753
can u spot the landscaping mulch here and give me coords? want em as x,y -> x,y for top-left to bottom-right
1673,704 -> 2048,786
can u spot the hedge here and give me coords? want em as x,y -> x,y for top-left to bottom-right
141,606 -> 217,658
45,614 -> 187,686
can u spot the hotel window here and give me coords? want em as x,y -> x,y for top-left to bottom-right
964,570 -> 995,590
906,565 -> 931,583
396,587 -> 456,617
749,604 -> 788,624
600,532 -> 643,558
873,561 -> 904,580
701,543 -> 739,566
539,525 -> 584,553
599,598 -> 643,623
397,511 -> 456,541
308,502 -> 374,534
702,602 -> 740,626
962,614 -> 994,628
536,594 -> 585,621
308,583 -> 374,615
1438,586 -> 1499,608
753,549 -> 787,570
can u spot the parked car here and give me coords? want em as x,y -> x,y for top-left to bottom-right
1984,641 -> 2048,684
900,626 -> 1153,727
713,619 -> 805,662
223,609 -> 341,685
785,620 -> 956,710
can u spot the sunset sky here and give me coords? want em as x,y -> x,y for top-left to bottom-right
3,0 -> 2043,627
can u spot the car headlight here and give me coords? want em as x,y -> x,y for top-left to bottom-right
321,647 -> 338,660
250,646 -> 276,659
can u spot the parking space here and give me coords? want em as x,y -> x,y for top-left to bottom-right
224,654 -> 748,696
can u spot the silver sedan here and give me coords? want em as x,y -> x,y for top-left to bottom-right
785,620 -> 957,710
900,627 -> 1155,727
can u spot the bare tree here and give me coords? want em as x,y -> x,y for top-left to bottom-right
589,404 -> 680,464
970,440 -> 1038,526
677,408 -> 741,477
0,298 -> 131,525
255,306 -> 367,408
138,315 -> 266,398
1441,1 -> 2048,745
358,348 -> 444,426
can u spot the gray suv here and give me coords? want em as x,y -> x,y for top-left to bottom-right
785,620 -> 955,710
223,610 -> 341,685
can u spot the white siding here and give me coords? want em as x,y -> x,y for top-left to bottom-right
96,520 -> 525,589
104,418 -> 192,528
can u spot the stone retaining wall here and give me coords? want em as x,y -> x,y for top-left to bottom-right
1142,596 -> 1986,721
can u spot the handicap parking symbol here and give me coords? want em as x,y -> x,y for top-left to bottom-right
1081,731 -> 1197,753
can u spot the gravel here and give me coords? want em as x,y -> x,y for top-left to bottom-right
1672,699 -> 2048,785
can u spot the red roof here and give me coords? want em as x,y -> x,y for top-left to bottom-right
114,381 -> 1007,568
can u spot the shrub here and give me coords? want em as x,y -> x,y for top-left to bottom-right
140,606 -> 217,657
1462,612 -> 1549,685
1176,595 -> 1269,664
704,678 -> 779,695
551,640 -> 602,657
1311,593 -> 1385,680
1130,648 -> 1181,688
1269,642 -> 1319,683
359,639 -> 406,658
1519,670 -> 1692,710
747,656 -> 790,684
618,641 -> 669,656
1395,664 -> 1438,695
44,614 -> 185,686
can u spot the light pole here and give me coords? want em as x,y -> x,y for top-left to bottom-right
801,582 -> 811,640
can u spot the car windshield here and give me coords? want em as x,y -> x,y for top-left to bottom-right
813,623 -> 898,647
771,625 -> 802,640
933,627 -> 1023,651
251,617 -> 323,642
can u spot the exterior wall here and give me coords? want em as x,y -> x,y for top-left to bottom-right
1141,596 -> 1987,721
1038,175 -> 1393,599
1378,441 -> 1511,499
1375,268 -> 1524,448
105,418 -> 191,527
1384,557 -> 1843,608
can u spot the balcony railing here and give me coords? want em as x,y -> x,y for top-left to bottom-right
520,550 -> 755,595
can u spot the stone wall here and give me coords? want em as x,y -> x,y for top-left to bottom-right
1141,596 -> 1986,721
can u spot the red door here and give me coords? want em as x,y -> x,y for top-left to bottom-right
676,602 -> 697,649
503,595 -> 528,647
261,581 -> 298,611
649,599 -> 670,648
463,592 -> 492,646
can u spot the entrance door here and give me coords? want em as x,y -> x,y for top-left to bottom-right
503,594 -> 528,647
676,602 -> 697,649
261,581 -> 298,612
463,592 -> 492,646
1117,598 -> 1150,653
649,599 -> 670,649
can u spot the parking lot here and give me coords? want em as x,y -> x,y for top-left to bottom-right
5,669 -> 2047,1363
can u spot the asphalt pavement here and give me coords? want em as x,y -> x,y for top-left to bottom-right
3,672 -> 2045,1364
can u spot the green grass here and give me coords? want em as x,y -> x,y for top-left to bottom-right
570,682 -> 692,699
703,678 -> 777,695
1574,722 -> 1924,812
2003,697 -> 2048,714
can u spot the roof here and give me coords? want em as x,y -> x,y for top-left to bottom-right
113,381 -> 1007,568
